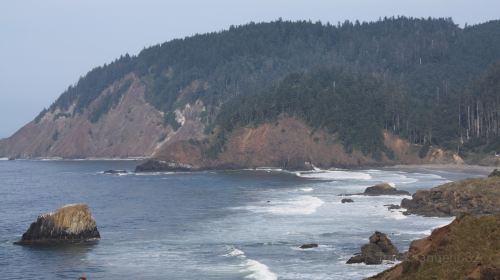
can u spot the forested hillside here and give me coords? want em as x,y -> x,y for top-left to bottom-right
3,17 -> 500,165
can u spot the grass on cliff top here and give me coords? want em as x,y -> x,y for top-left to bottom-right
370,214 -> 500,280
409,214 -> 500,280
433,176 -> 500,198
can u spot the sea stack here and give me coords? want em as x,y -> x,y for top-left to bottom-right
15,203 -> 100,245
346,231 -> 402,265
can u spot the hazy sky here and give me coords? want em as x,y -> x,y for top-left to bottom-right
0,0 -> 498,138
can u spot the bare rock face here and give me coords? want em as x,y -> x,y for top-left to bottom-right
401,176 -> 500,217
346,231 -> 402,265
15,204 -> 100,245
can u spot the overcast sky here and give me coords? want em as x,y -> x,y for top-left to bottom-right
0,0 -> 498,138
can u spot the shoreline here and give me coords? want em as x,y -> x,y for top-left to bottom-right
385,163 -> 496,176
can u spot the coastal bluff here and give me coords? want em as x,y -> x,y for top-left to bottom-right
15,204 -> 100,245
401,173 -> 500,217
368,214 -> 500,280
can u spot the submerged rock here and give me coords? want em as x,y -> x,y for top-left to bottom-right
15,204 -> 100,245
346,231 -> 402,265
135,159 -> 195,172
103,169 -> 128,175
385,204 -> 402,210
341,198 -> 354,203
299,243 -> 319,249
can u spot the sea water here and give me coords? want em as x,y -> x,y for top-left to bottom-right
0,160 -> 487,279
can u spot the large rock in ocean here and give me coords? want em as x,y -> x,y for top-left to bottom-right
363,183 -> 410,196
15,204 -> 100,245
401,176 -> 500,217
347,231 -> 402,265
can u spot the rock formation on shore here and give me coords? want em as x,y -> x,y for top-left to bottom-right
15,204 -> 100,245
401,176 -> 500,217
489,169 -> 500,177
347,231 -> 402,265
368,214 -> 500,280
134,159 -> 196,172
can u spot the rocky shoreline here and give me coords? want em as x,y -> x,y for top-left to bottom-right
363,169 -> 500,279
400,170 -> 500,217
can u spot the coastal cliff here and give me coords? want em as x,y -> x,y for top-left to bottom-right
1,19 -> 500,168
368,214 -> 500,280
401,175 -> 500,217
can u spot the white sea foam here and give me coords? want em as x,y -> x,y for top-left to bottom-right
224,248 -> 245,257
299,187 -> 313,192
223,248 -> 278,280
395,229 -> 432,236
297,170 -> 371,180
0,158 -> 8,161
242,259 -> 278,280
237,195 -> 324,215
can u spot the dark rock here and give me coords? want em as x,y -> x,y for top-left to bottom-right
341,198 -> 354,203
363,183 -> 411,196
346,231 -> 401,265
8,157 -> 15,161
299,243 -> 319,249
15,204 -> 100,245
385,204 -> 402,210
340,183 -> 411,197
135,159 -> 195,172
489,169 -> 500,177
103,170 -> 127,175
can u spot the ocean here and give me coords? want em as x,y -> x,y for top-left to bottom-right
0,160 -> 487,279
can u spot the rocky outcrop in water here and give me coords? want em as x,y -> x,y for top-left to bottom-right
134,159 -> 196,172
401,176 -> 500,217
341,198 -> 354,203
347,231 -> 402,265
342,183 -> 410,197
363,183 -> 410,196
15,204 -> 100,245
103,170 -> 128,175
299,243 -> 319,249
368,213 -> 500,280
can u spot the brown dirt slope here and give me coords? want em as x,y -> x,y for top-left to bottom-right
0,74 -> 170,158
152,117 -> 463,169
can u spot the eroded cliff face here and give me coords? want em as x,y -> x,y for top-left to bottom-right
1,75 -> 170,158
0,78 -> 462,167
150,117 -> 464,169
